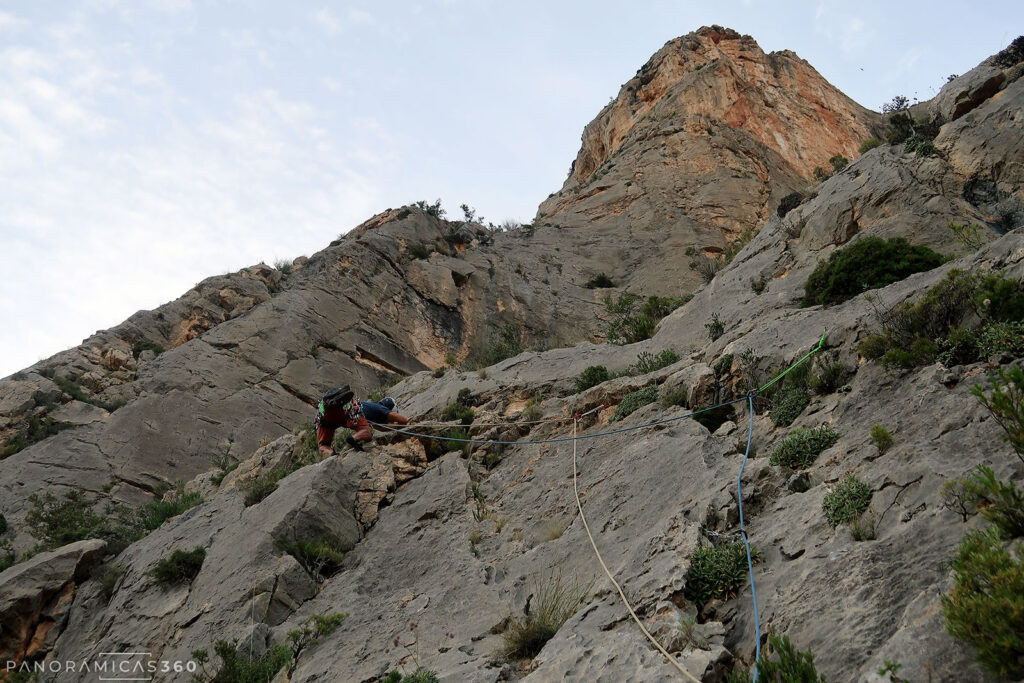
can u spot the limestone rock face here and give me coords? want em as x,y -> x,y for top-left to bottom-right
562,26 -> 882,187
1,28 -> 1022,683
0,539 -> 107,666
532,26 -> 884,297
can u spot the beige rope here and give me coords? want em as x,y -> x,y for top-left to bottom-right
571,419 -> 702,683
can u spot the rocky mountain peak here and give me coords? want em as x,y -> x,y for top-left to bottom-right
560,25 -> 881,191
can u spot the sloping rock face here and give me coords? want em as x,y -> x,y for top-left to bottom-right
0,211 -> 606,549
531,26 -> 884,295
0,539 -> 106,667
1,28 -> 1023,683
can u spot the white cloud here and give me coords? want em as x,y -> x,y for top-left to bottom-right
314,8 -> 343,36
0,11 -> 27,31
813,0 -> 875,56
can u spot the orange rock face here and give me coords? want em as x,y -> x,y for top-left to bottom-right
565,26 -> 882,187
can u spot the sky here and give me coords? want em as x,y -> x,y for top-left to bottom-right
1,0 -> 1021,378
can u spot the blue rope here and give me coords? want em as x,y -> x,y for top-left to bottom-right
368,394 -> 749,446
738,393 -> 762,679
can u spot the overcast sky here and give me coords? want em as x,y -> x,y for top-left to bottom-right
1,1 -> 1021,378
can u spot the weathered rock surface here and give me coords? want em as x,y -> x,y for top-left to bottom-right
0,539 -> 107,667
1,27 -> 1023,683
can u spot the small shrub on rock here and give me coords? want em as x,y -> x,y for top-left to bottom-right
802,237 -> 945,307
971,366 -> 1024,463
662,386 -> 688,408
25,490 -> 142,553
769,427 -> 840,469
777,192 -> 805,218
870,425 -> 893,454
726,631 -> 827,682
993,35 -> 1024,68
684,542 -> 759,612
942,526 -> 1024,677
242,469 -> 290,507
0,539 -> 14,572
858,334 -> 889,360
278,537 -> 346,582
858,138 -> 882,154
501,574 -> 591,660
149,547 -> 206,585
828,154 -> 849,172
140,490 -> 202,531
611,386 -> 658,421
823,476 -> 873,527
705,313 -> 724,341
963,466 -> 1024,538
809,360 -> 849,394
193,639 -> 291,683
584,273 -> 616,289
634,349 -> 679,374
770,386 -> 810,427
574,365 -> 611,393
977,321 -> 1024,360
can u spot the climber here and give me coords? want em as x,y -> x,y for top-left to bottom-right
315,385 -> 410,456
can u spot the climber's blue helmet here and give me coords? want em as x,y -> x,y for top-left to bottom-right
380,397 -> 396,411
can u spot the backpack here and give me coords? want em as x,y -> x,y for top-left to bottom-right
319,384 -> 354,415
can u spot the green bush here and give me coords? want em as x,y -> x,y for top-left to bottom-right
705,313 -> 725,341
858,138 -> 882,154
870,425 -> 893,454
882,338 -> 938,370
905,135 -> 938,157
942,526 -> 1024,677
770,386 -> 810,427
858,334 -> 889,360
611,386 -> 658,421
284,613 -> 348,673
992,35 -> 1024,68
886,111 -> 915,145
809,360 -> 849,394
278,537 -> 346,582
634,349 -> 679,374
769,427 -> 840,469
684,542 -> 759,612
501,574 -> 592,660
149,547 -> 205,585
441,404 -> 474,424
445,428 -> 470,454
100,565 -> 123,601
823,476 -> 873,527
194,639 -> 291,683
802,237 -> 944,306
383,671 -> 439,683
977,321 -> 1024,360
140,490 -> 202,531
971,365 -> 1024,463
2,413 -> 76,458
936,326 -> 980,366
470,322 -> 527,366
414,199 -> 445,218
662,387 -> 688,408
25,490 -> 142,553
242,469 -> 290,507
0,539 -> 14,572
0,513 -> 6,533
574,366 -> 611,393
604,293 -> 684,344
812,166 -> 829,182
963,466 -> 1024,538
712,354 -> 734,379
131,341 -> 165,359
584,273 -> 616,289
726,631 -> 827,682
829,154 -> 848,172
